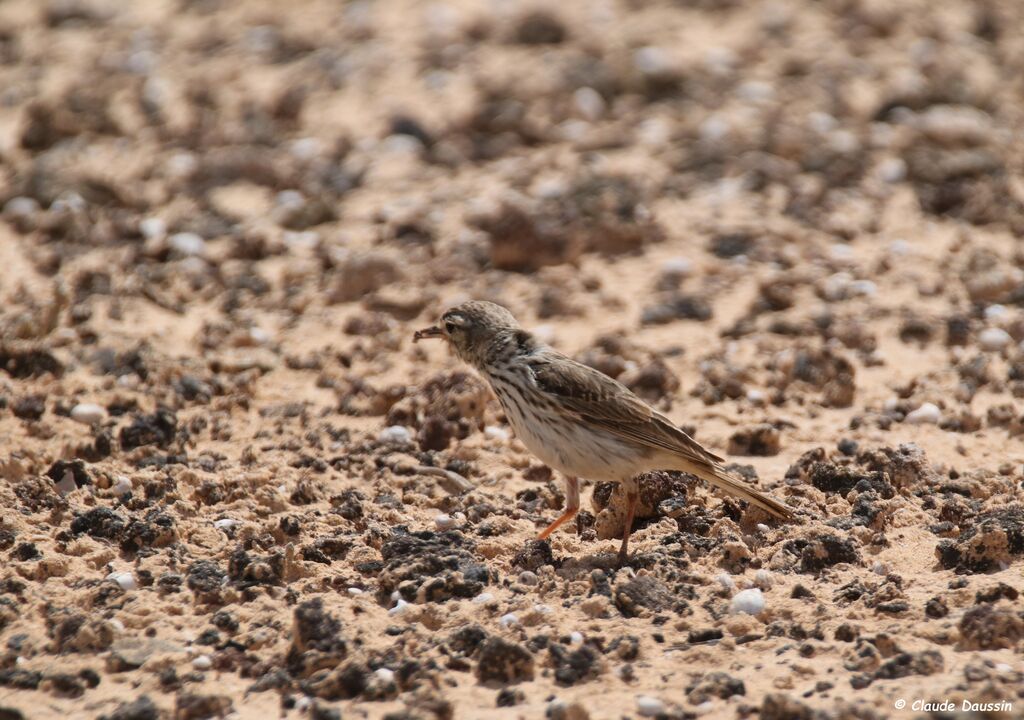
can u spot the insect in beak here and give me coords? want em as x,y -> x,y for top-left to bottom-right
413,325 -> 444,342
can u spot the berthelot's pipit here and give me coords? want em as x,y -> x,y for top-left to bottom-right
415,300 -> 793,564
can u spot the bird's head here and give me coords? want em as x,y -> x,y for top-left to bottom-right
414,300 -> 522,366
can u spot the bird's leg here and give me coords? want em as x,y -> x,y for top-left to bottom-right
537,476 -> 580,540
617,487 -> 639,566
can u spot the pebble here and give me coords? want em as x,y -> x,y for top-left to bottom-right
3,196 -> 40,218
106,572 -> 137,591
731,588 -> 765,615
569,631 -> 584,645
434,513 -> 456,531
715,573 -> 737,593
872,562 -> 888,575
746,389 -> 766,405
139,217 -> 167,240
484,426 -> 509,441
517,571 -> 539,585
876,157 -> 907,183
573,86 -> 605,121
346,587 -> 364,596
53,470 -> 77,496
378,425 -> 412,444
499,613 -> 519,628
637,696 -> 665,717
213,519 -> 238,530
905,402 -> 941,425
979,327 -> 1011,351
754,569 -> 773,589
374,668 -> 395,684
661,256 -> 694,278
388,599 -> 410,616
168,232 -> 206,256
192,655 -> 212,670
111,476 -> 133,496
70,403 -> 106,426
472,592 -> 494,604
983,304 -> 1008,322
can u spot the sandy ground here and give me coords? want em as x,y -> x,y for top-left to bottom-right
1,0 -> 1024,718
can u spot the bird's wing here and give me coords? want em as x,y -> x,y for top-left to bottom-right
525,352 -> 724,467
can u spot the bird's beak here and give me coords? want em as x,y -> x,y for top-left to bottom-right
413,325 -> 444,342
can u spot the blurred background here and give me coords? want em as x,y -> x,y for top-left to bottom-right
3,2 -> 1024,719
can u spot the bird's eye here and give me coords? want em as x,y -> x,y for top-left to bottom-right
444,321 -> 457,334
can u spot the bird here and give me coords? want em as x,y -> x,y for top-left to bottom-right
414,300 -> 793,564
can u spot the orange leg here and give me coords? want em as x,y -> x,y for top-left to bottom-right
617,489 -> 639,566
537,476 -> 580,540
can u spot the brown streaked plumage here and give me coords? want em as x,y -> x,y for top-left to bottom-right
415,300 -> 793,564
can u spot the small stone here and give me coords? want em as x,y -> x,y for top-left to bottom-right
573,87 -> 605,121
111,477 -> 133,496
106,572 -> 137,591
4,196 -> 40,218
434,513 -> 456,531
346,587 -> 364,596
388,599 -> 410,616
636,696 -> 665,717
70,403 -> 106,426
754,570 -> 773,589
168,232 -> 206,257
473,592 -> 494,604
569,631 -> 584,645
499,613 -> 518,628
978,327 -> 1011,351
139,217 -> 167,240
906,403 -> 941,425
192,655 -> 212,670
374,668 -> 395,684
213,519 -> 238,531
378,425 -> 412,444
484,426 -> 509,441
731,588 -> 765,615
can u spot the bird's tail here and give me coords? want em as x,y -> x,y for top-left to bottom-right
674,460 -> 794,520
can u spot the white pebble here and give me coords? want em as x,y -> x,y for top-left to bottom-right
192,655 -> 212,670
569,631 -> 584,645
346,587 -> 364,596
979,327 -> 1011,351
637,696 -> 665,717
661,256 -> 694,278
106,572 -> 137,591
472,592 -> 494,604
731,588 -> 765,615
499,613 -> 518,628
70,403 -> 106,426
573,87 -> 606,121
983,304 -> 1008,322
484,426 -> 509,441
876,156 -> 907,183
905,402 -> 941,425
3,196 -> 40,218
754,569 -> 773,589
715,573 -> 737,593
746,389 -> 766,405
55,469 -> 78,496
139,217 -> 167,240
168,232 -> 205,256
388,599 -> 410,616
532,603 -> 552,615
214,518 -> 238,531
377,425 -> 412,444
111,476 -> 133,496
872,561 -> 888,575
374,668 -> 395,684
434,513 -> 456,531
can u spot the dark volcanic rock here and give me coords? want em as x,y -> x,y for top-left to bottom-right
287,598 -> 348,676
613,575 -> 673,617
120,408 -> 177,450
377,529 -> 494,603
782,534 -> 860,574
70,507 -> 126,540
475,637 -> 534,684
959,604 -> 1024,650
936,505 -> 1024,573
